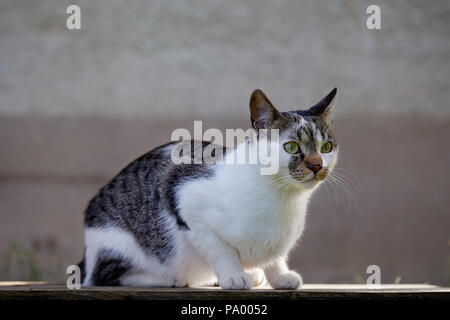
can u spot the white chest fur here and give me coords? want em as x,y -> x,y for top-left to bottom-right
178,160 -> 313,268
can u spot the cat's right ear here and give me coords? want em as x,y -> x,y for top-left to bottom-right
305,88 -> 337,122
249,89 -> 282,130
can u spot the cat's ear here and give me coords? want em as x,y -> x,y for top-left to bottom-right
249,89 -> 282,130
306,88 -> 337,122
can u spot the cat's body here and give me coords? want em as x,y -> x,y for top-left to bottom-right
80,88 -> 338,289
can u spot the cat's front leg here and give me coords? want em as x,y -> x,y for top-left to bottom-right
263,257 -> 303,290
187,223 -> 254,290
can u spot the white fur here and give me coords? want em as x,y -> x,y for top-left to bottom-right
83,137 -> 337,289
83,223 -> 217,287
178,140 -> 315,289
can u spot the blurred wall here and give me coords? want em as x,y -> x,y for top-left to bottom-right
1,0 -> 449,118
0,0 -> 449,285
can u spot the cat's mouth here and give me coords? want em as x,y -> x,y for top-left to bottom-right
299,169 -> 328,183
301,172 -> 316,182
314,168 -> 328,181
289,167 -> 329,186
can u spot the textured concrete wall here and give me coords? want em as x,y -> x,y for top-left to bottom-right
1,0 -> 449,118
0,1 -> 449,285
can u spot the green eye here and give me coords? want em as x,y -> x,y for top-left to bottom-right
284,141 -> 300,154
321,141 -> 333,153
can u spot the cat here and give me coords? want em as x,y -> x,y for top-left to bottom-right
79,88 -> 338,289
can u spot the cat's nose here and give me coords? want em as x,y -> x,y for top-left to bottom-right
305,154 -> 323,174
307,164 -> 322,174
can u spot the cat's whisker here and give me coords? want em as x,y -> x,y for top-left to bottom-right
332,173 -> 360,202
332,167 -> 362,188
327,173 -> 352,212
325,174 -> 340,206
328,172 -> 362,214
322,178 -> 332,198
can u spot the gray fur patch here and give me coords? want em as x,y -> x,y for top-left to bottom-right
84,141 -> 225,263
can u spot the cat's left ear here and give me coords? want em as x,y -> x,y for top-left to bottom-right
306,88 -> 337,122
249,89 -> 282,130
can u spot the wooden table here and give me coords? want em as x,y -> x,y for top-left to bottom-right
0,282 -> 448,300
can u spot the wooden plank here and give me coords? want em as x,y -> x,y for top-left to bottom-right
0,282 -> 449,300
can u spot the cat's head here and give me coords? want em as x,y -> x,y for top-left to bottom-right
249,88 -> 338,189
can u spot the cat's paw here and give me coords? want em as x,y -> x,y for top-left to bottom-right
247,268 -> 266,287
268,271 -> 303,290
219,272 -> 254,290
